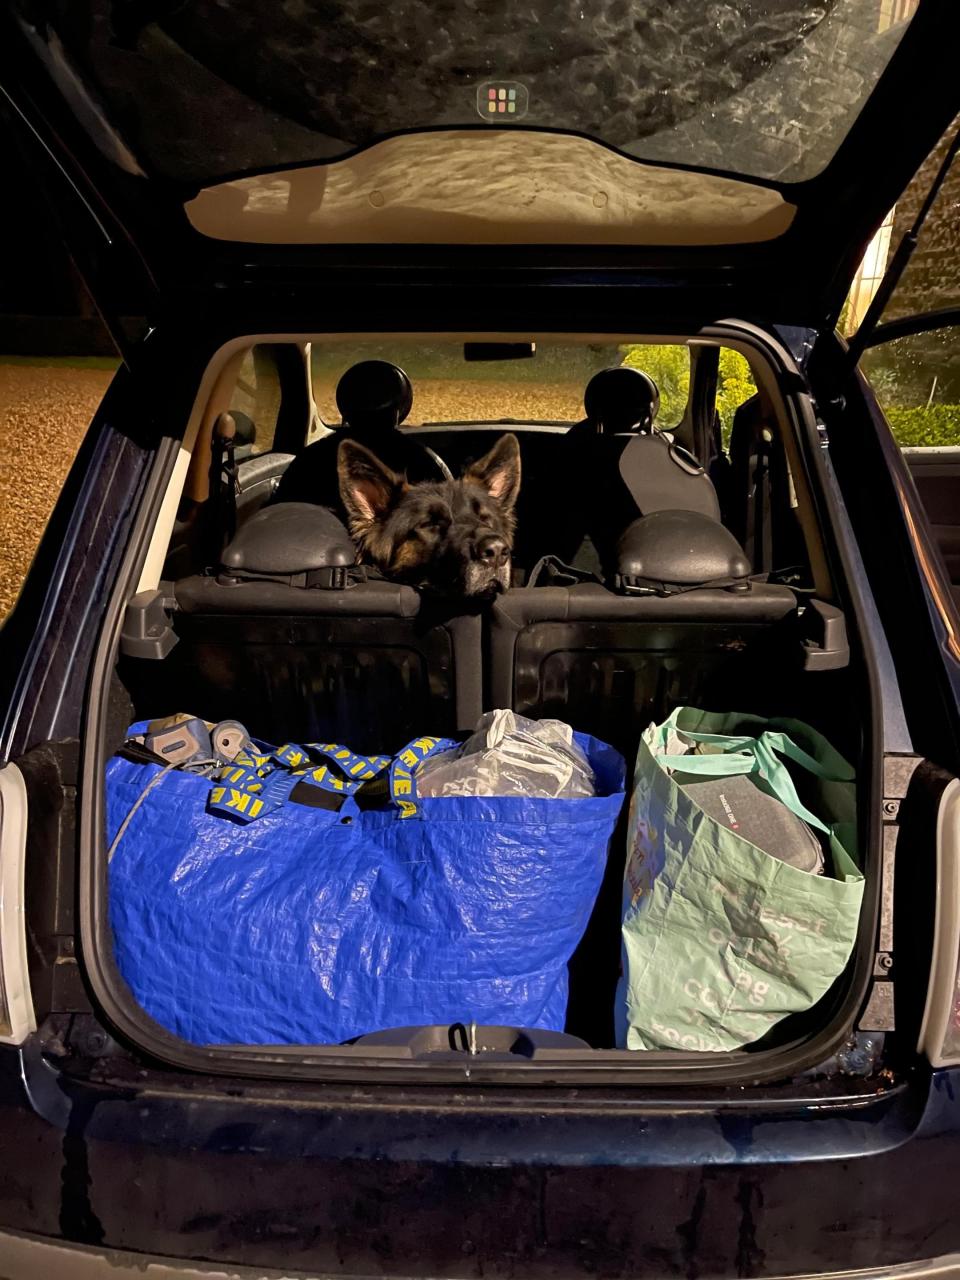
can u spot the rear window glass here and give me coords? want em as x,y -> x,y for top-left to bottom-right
309,341 -> 756,437
29,0 -> 915,185
230,346 -> 282,454
310,342 -> 691,429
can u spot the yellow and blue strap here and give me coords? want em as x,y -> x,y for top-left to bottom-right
209,742 -> 388,823
208,738 -> 454,823
207,759 -> 269,822
388,736 -> 458,819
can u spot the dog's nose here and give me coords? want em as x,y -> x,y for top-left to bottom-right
475,534 -> 508,566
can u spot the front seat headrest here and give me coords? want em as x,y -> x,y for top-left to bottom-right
336,360 -> 414,432
583,366 -> 660,433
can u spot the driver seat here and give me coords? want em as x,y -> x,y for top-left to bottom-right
273,359 -> 447,513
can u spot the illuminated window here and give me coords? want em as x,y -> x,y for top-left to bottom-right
845,208 -> 896,334
842,0 -> 920,334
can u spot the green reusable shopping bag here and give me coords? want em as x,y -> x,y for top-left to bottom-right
617,707 -> 864,1052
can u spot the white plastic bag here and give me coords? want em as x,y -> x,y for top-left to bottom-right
416,710 -> 596,799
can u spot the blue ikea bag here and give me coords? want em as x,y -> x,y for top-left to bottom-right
107,727 -> 625,1045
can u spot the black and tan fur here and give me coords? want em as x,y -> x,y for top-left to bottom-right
337,433 -> 521,597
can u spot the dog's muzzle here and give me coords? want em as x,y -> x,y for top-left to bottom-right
463,533 -> 511,597
474,534 -> 509,568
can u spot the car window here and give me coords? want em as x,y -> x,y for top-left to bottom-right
310,342 -> 693,430
40,0 -> 917,186
861,328 -> 960,448
622,345 -> 757,447
717,349 -> 758,446
843,115 -> 960,603
862,325 -> 960,601
230,346 -> 283,454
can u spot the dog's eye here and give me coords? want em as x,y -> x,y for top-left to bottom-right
419,510 -> 449,533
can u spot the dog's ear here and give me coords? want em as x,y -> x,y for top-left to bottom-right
464,433 -> 521,512
338,439 -> 406,531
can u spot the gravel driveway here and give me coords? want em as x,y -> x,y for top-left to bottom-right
0,362 -> 114,616
0,360 -> 584,618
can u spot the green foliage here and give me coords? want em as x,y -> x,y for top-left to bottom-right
310,342 -> 623,386
620,344 -> 756,441
837,295 -> 853,338
884,403 -> 960,447
620,343 -> 689,425
716,349 -> 756,444
619,342 -> 960,448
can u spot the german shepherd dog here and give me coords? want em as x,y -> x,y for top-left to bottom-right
337,433 -> 521,597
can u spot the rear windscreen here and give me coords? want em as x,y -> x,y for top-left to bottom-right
19,0 -> 915,184
308,341 -> 756,440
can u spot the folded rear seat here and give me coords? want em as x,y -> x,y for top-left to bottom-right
489,507 -> 847,755
488,581 -> 801,754
168,580 -> 481,754
122,504 -> 482,754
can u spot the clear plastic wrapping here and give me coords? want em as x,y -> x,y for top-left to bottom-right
416,710 -> 596,799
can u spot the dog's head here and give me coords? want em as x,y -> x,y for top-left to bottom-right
338,433 -> 521,597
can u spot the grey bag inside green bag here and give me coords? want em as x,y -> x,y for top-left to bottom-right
617,707 -> 864,1052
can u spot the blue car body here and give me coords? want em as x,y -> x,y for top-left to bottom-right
1,2 -> 960,1275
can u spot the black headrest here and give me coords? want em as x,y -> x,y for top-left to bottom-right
220,503 -> 356,588
583,366 -> 660,433
228,410 -> 257,447
336,360 -> 413,432
616,510 -> 751,596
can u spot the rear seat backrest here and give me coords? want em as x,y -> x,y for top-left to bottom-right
163,576 -> 482,754
126,499 -> 483,754
488,583 -> 799,755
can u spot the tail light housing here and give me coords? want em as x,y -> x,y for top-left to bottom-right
0,764 -> 35,1044
919,779 -> 960,1066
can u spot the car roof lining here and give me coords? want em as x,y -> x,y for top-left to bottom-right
184,133 -> 797,248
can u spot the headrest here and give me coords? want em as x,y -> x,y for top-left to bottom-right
228,410 -> 257,448
220,503 -> 356,588
336,360 -> 413,432
583,366 -> 660,433
616,510 -> 751,596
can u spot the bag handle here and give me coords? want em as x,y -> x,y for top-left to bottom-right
212,740 -> 396,818
663,729 -> 853,783
655,729 -> 851,837
209,736 -> 456,823
276,742 -> 393,779
296,738 -> 458,817
387,736 -> 458,819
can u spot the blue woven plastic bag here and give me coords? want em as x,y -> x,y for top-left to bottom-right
107,727 -> 625,1045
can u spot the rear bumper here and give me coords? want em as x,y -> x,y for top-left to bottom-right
5,1041 -> 960,1278
2,1231 -> 960,1280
